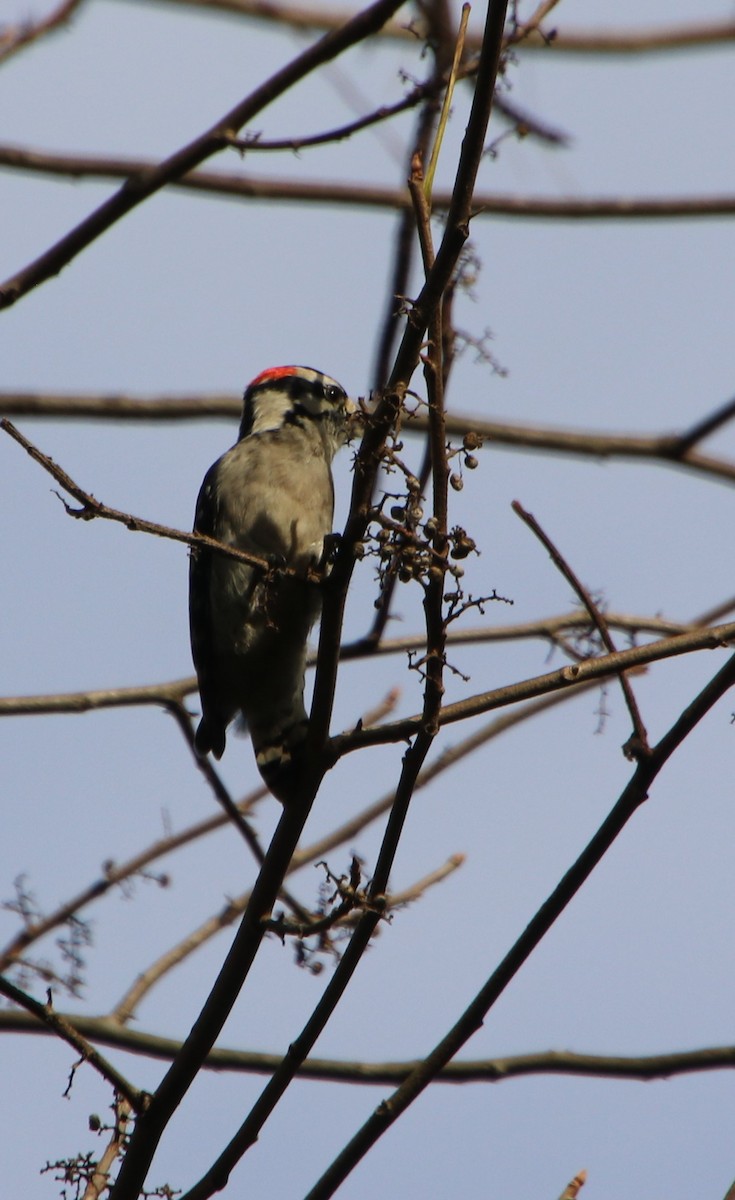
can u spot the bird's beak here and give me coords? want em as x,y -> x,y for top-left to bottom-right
344,397 -> 364,441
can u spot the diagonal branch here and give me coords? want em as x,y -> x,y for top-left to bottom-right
0,975 -> 145,1112
512,500 -> 650,757
74,684 -> 607,1022
1,418 -> 293,575
0,0 -> 408,310
333,619 -> 735,754
304,650 -> 735,1198
108,797 -> 320,1197
165,700 -> 315,929
0,0 -> 86,64
177,6 -> 512,1197
310,0 -> 510,761
671,394 -> 735,455
0,607 -> 716,720
179,728 -> 439,1200
0,786 -> 266,973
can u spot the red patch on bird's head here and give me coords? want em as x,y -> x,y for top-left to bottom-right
249,366 -> 303,389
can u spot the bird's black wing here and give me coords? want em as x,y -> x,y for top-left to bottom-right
189,463 -> 227,757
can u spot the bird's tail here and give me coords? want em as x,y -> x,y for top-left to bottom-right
250,709 -> 310,803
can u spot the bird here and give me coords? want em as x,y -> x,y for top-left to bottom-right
188,365 -> 355,802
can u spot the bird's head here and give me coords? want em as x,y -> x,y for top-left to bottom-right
238,365 -> 357,452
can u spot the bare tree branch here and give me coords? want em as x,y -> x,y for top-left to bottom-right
0,975 -> 145,1111
5,1005 -> 735,1084
0,677 -> 195,716
1,417 -> 301,575
3,392 -> 733,484
82,1098 -> 131,1200
126,0 -> 735,56
262,851 -> 463,939
108,798 -> 324,1195
333,619 -> 735,754
512,500 -> 650,758
311,0 -> 510,777
4,141 -> 735,221
521,17 -> 735,54
176,5 -> 512,1193
304,650 -> 735,1198
558,1170 -> 587,1200
0,389 -> 243,421
0,0 -> 86,64
0,788 -> 266,973
0,607 -> 712,720
0,646 -> 695,1001
0,0 -> 408,310
443,407 -> 735,484
165,700 -> 316,929
4,0 -> 733,1192
72,684 -> 613,1020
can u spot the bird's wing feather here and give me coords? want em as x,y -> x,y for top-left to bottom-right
189,464 -> 227,755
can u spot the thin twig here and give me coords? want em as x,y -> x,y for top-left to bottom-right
512,500 -> 650,757
0,787 -> 265,973
408,145 -> 450,738
694,595 -> 735,626
5,143 -> 735,221
386,853 -> 465,907
165,700 -> 270,853
225,86 -> 433,153
1,418 -> 290,575
367,0 -> 455,639
260,850 -> 457,941
165,701 -> 315,927
521,18 -> 735,54
0,0 -> 85,64
81,1098 -> 131,1200
671,394 -> 735,454
423,4 -> 470,200
0,677 -> 196,716
358,686 -> 401,728
507,0 -> 561,46
558,1170 -> 587,1200
311,0 -> 510,784
102,682 -> 606,1019
0,0 -> 408,310
361,0 -> 451,638
0,975 -> 145,1111
303,651 -> 735,1198
129,0 -> 735,56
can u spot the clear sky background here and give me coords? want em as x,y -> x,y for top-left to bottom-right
1,0 -> 734,1196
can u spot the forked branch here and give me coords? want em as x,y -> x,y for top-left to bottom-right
0,0 -> 408,310
304,650 -> 735,1198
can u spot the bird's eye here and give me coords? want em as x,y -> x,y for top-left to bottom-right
324,384 -> 343,404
